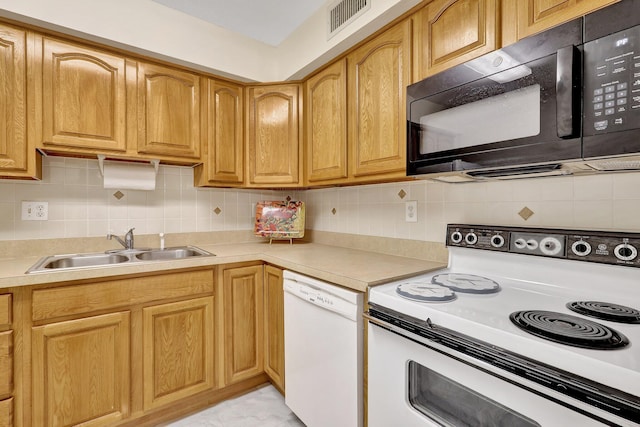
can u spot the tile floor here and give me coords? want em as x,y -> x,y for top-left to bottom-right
167,385 -> 306,427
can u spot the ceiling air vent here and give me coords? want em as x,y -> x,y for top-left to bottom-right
327,0 -> 370,39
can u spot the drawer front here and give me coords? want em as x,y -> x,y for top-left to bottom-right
0,332 -> 12,398
33,269 -> 214,321
0,295 -> 11,329
0,397 -> 12,427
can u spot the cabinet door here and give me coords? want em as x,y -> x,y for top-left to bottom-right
201,79 -> 244,184
305,60 -> 348,184
38,37 -> 128,153
32,312 -> 130,427
247,84 -> 301,186
143,297 -> 215,410
223,265 -> 264,384
137,62 -> 202,160
507,0 -> 616,43
0,332 -> 11,399
263,265 -> 285,393
0,25 -> 40,179
0,398 -> 11,427
418,0 -> 498,78
348,20 -> 411,178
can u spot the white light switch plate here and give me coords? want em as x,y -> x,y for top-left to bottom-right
21,201 -> 48,220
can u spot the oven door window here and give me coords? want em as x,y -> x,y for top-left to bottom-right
408,361 -> 540,427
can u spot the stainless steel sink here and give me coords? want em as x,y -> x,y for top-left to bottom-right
135,247 -> 209,261
26,246 -> 214,273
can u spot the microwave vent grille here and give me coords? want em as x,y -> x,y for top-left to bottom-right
585,159 -> 640,171
327,0 -> 370,39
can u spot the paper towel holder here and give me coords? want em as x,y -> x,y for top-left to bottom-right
97,154 -> 160,177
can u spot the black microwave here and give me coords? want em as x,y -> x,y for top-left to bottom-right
407,0 -> 640,180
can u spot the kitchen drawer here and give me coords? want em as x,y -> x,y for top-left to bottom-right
0,295 -> 11,329
0,332 -> 12,398
0,397 -> 12,427
32,269 -> 214,321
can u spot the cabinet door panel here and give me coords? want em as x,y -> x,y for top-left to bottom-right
41,38 -> 127,152
420,0 -> 498,77
348,21 -> 411,177
32,312 -> 130,427
0,25 -> 38,178
207,80 -> 244,183
263,265 -> 284,393
137,62 -> 201,159
516,0 -> 616,40
223,265 -> 264,384
143,297 -> 215,410
0,332 -> 11,399
306,60 -> 348,183
0,398 -> 12,427
247,85 -> 300,185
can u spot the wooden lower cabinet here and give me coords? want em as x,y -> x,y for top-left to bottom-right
142,297 -> 215,410
31,312 -> 131,427
263,265 -> 284,393
0,398 -> 12,427
220,264 -> 264,385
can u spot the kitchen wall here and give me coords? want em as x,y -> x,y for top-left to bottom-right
2,158 -> 640,242
0,157 -> 297,241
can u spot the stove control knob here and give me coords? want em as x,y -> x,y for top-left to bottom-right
540,237 -> 562,256
450,231 -> 463,244
514,238 -> 527,249
526,239 -> 539,250
490,234 -> 505,248
465,232 -> 478,245
614,243 -> 638,261
571,240 -> 592,257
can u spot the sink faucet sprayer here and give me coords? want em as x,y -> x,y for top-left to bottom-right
107,228 -> 135,250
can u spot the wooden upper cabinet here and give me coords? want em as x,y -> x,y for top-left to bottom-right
36,36 -> 128,153
196,79 -> 244,185
504,0 -> 617,44
417,0 -> 499,78
348,20 -> 411,178
305,59 -> 348,184
0,25 -> 40,179
137,62 -> 202,160
247,84 -> 301,186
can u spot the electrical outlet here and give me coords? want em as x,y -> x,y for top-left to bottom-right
21,201 -> 49,221
405,200 -> 417,222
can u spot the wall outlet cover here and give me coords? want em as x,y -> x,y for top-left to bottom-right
405,200 -> 418,222
21,201 -> 49,221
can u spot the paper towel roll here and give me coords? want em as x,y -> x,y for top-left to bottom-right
103,161 -> 157,190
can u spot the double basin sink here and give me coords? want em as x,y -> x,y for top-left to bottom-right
26,246 -> 215,273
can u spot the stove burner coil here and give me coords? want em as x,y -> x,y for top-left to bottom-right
510,310 -> 629,349
431,273 -> 501,294
567,301 -> 640,324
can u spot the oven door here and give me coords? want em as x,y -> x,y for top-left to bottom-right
367,322 -> 612,427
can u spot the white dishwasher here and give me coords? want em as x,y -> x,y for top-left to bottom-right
283,270 -> 363,427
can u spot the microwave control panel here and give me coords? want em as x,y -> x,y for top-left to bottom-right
583,24 -> 640,136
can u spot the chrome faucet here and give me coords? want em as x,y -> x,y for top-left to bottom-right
107,228 -> 135,250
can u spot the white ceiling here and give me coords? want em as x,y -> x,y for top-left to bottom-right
152,0 -> 328,46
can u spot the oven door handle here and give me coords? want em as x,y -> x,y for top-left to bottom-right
556,45 -> 581,139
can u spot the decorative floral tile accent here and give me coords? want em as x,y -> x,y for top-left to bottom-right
254,201 -> 305,239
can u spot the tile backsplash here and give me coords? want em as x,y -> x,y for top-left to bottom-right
1,157 -> 640,243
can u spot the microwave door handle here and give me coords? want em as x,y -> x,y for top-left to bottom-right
556,45 -> 581,138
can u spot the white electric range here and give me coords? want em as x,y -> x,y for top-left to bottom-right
367,224 -> 640,427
